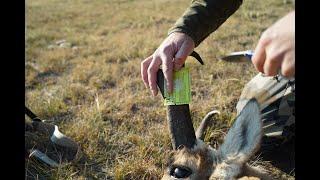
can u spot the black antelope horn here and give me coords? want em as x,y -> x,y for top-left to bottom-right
157,70 -> 196,150
155,51 -> 204,149
166,105 -> 197,149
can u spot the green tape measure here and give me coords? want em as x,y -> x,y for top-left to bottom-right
164,67 -> 191,105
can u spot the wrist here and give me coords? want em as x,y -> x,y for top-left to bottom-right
168,28 -> 196,47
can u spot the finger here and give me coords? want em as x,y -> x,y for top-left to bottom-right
173,57 -> 186,71
281,53 -> 295,77
161,53 -> 174,93
141,55 -> 153,88
263,47 -> 284,76
174,40 -> 194,71
147,56 -> 162,96
252,36 -> 269,74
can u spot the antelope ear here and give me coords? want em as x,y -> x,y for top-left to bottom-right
218,99 -> 262,163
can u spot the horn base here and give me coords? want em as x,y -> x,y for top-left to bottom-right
167,105 -> 196,149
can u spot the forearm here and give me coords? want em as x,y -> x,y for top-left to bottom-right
168,0 -> 243,47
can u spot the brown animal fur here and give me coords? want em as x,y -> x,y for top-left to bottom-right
162,100 -> 272,180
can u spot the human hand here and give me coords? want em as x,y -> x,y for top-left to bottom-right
141,32 -> 195,96
252,11 -> 295,77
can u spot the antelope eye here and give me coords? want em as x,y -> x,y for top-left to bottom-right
170,166 -> 192,178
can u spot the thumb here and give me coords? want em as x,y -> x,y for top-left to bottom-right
173,40 -> 194,71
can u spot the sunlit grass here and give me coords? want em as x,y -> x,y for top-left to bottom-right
26,0 -> 294,179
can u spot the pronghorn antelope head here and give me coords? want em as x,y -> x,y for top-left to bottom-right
161,99 -> 271,180
155,53 -> 270,180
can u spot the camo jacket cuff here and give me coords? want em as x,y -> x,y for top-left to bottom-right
168,0 -> 243,47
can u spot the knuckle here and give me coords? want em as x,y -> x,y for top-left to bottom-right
141,60 -> 148,67
260,37 -> 271,47
141,57 -> 152,67
162,45 -> 172,53
147,60 -> 161,74
260,33 -> 272,46
161,46 -> 170,52
153,55 -> 161,62
267,52 -> 282,66
141,63 -> 148,71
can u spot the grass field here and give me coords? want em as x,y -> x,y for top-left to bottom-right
26,0 -> 295,179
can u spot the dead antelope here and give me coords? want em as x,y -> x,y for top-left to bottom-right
154,52 -> 271,180
161,99 -> 271,180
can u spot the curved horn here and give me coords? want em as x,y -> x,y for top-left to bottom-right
196,110 -> 220,140
157,70 -> 196,149
167,105 -> 197,149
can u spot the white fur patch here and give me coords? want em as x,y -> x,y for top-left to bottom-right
210,161 -> 242,180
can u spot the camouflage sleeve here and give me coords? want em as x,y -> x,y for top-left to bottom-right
168,0 -> 243,47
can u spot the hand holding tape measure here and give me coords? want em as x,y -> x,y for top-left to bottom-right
156,51 -> 203,105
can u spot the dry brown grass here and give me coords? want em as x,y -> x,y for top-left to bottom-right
26,0 -> 295,179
